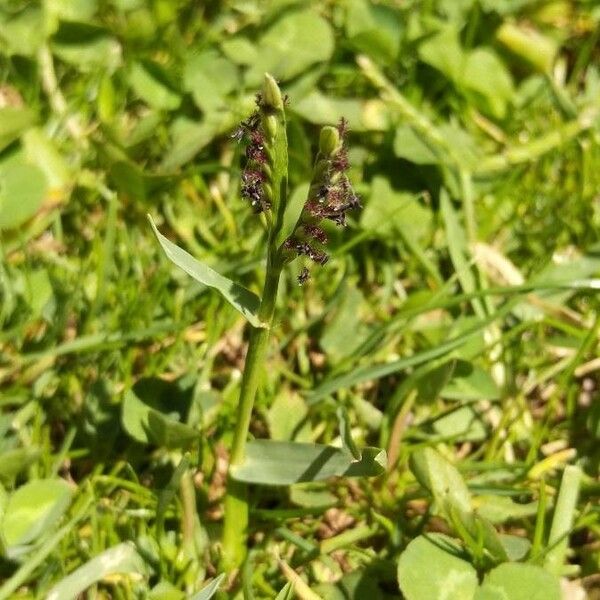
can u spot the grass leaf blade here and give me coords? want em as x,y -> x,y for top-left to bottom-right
148,215 -> 263,327
231,440 -> 386,485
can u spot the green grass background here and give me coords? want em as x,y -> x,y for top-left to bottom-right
1,0 -> 599,597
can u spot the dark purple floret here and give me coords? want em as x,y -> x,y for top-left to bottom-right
234,96 -> 273,213
280,117 -> 359,280
337,116 -> 349,139
302,224 -> 328,244
297,267 -> 310,285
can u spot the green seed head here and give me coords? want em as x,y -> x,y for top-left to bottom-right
262,73 -> 284,111
263,114 -> 278,140
319,126 -> 341,157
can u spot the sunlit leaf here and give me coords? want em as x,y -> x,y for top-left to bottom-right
0,155 -> 48,230
361,177 -> 432,240
409,447 -> 472,517
191,574 -> 225,600
345,0 -> 401,64
474,563 -> 561,600
121,389 -> 198,449
129,60 -> 181,111
247,10 -> 334,84
231,440 -> 386,486
2,479 -> 72,554
398,534 -> 478,600
51,21 -> 121,71
183,50 -> 238,113
0,107 -> 36,152
46,543 -> 148,600
149,216 -> 263,327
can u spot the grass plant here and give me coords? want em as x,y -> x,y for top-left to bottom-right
0,1 -> 599,598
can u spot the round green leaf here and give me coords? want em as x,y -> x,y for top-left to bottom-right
0,157 -> 48,230
345,0 -> 401,64
129,61 -> 181,111
409,447 -> 472,517
0,7 -> 45,56
474,563 -> 561,600
0,107 -> 36,153
247,10 -> 334,83
51,21 -> 121,71
121,389 -> 198,449
398,534 -> 478,600
2,479 -> 72,550
183,50 -> 238,113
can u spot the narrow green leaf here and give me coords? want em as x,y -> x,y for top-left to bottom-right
46,543 -> 148,600
278,557 -> 324,600
496,22 -> 558,73
191,574 -> 225,600
544,465 -> 582,575
156,454 -> 190,542
275,182 -> 309,250
440,189 -> 476,295
336,407 -> 361,460
148,215 -> 263,327
231,440 -> 386,486
275,582 -> 295,600
306,325 -> 479,403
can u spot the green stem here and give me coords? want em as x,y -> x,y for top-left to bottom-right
543,465 -> 582,575
222,265 -> 281,571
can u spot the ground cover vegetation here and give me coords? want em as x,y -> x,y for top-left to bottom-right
1,0 -> 600,598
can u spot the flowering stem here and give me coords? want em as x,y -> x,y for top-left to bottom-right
222,265 -> 281,571
222,268 -> 280,555
221,74 -> 288,572
220,74 -> 358,572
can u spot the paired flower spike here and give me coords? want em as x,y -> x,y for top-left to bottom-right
234,76 -> 360,284
283,117 -> 360,282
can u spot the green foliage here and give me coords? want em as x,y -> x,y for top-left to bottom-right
1,0 -> 599,597
475,563 -> 561,600
45,543 -> 148,600
149,215 -> 262,327
1,479 -> 72,557
230,440 -> 386,485
398,534 -> 479,600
